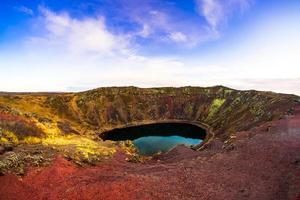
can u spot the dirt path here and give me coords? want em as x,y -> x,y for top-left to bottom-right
0,107 -> 300,200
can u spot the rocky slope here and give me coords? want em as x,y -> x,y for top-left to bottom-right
0,105 -> 300,200
0,86 -> 299,200
2,86 -> 296,138
71,86 -> 297,138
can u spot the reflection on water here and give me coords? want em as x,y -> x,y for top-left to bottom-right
133,135 -> 202,155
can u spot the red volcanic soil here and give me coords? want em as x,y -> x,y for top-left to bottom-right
1,107 -> 300,200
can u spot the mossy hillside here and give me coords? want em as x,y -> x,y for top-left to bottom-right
0,87 -> 298,163
0,98 -> 118,170
207,98 -> 226,120
0,134 -> 119,175
1,87 -> 297,140
69,87 -> 297,138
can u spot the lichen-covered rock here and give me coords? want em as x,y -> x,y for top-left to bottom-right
0,145 -> 54,175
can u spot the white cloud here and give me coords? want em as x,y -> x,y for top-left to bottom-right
198,0 -> 223,30
29,7 -> 132,56
169,32 -> 187,43
0,8 -> 193,92
197,0 -> 253,31
131,0 -> 253,46
119,4 -> 217,47
138,24 -> 151,38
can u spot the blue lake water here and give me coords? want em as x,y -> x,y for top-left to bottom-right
133,135 -> 202,155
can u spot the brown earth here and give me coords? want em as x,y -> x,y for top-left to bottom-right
0,104 -> 299,200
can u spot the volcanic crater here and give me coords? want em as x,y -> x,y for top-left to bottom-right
0,86 -> 299,200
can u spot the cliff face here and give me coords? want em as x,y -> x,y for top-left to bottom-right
43,86 -> 297,140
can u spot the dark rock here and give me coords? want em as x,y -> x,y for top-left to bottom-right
4,145 -> 13,152
287,108 -> 295,115
294,99 -> 300,104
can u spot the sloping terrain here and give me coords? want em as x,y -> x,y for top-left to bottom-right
0,86 -> 299,200
1,86 -> 297,138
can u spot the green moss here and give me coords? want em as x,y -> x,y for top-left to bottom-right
250,102 -> 265,118
207,98 -> 226,120
224,89 -> 233,95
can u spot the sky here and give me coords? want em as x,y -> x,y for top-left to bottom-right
0,0 -> 300,95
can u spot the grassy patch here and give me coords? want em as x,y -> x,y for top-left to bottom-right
42,135 -> 116,165
207,98 -> 226,120
0,112 -> 44,140
0,128 -> 19,145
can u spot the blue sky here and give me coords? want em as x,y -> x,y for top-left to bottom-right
0,0 -> 300,94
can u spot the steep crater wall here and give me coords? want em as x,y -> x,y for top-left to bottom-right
45,86 -> 297,140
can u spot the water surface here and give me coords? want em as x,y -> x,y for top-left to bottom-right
133,135 -> 202,155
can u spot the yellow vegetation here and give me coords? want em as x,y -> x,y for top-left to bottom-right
0,137 -> 8,143
0,93 -> 116,164
207,98 -> 226,120
0,129 -> 19,145
22,136 -> 42,144
42,135 -> 116,164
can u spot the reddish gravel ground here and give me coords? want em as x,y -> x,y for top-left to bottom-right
1,106 -> 300,200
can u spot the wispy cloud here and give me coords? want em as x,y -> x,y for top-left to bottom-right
15,6 -> 34,15
105,0 -> 253,47
28,7 -> 132,56
36,0 -> 252,48
101,1 -> 216,47
168,32 -> 188,43
197,0 -> 253,31
0,8 -> 192,91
